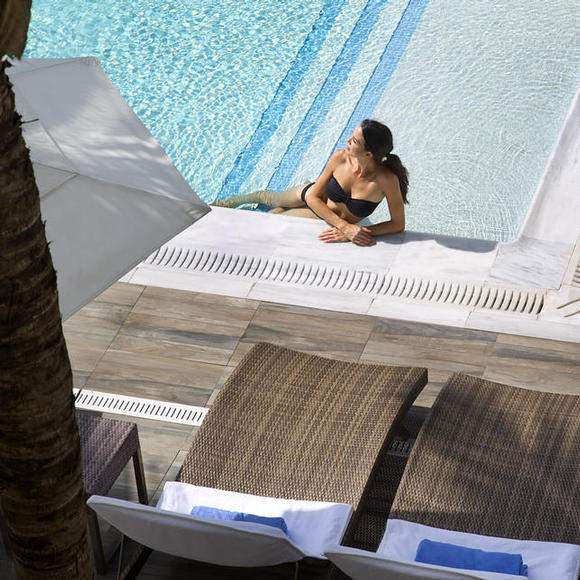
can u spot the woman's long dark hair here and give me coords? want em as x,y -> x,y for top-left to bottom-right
360,119 -> 409,204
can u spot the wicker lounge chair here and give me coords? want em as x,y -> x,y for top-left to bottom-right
327,373 -> 580,579
88,342 -> 427,577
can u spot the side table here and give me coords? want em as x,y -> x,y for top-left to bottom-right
78,411 -> 148,574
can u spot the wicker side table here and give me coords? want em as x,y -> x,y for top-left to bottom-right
77,411 -> 148,574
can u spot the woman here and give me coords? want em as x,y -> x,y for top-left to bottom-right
213,119 -> 408,246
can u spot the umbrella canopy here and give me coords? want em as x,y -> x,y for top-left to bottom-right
8,57 -> 209,319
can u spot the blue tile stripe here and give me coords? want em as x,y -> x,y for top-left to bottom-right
267,0 -> 389,191
216,0 -> 346,199
331,0 -> 429,155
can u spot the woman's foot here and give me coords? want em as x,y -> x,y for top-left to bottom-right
210,197 -> 243,208
210,190 -> 271,208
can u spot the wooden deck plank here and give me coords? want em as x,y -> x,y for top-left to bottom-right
482,333 -> 580,393
113,310 -> 246,366
93,282 -> 145,307
133,286 -> 260,328
362,318 -> 497,374
86,349 -> 223,404
240,301 -> 376,361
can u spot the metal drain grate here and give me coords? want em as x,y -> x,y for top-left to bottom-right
573,258 -> 580,288
74,389 -> 208,426
388,437 -> 415,458
146,246 -> 545,315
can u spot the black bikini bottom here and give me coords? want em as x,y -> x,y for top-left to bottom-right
300,182 -> 314,203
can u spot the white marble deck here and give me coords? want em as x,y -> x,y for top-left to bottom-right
123,90 -> 580,345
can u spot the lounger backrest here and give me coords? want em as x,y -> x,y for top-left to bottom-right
87,495 -> 306,567
389,373 -> 580,544
325,546 -> 514,580
179,343 -> 428,509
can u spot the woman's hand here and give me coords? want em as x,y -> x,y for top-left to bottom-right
318,227 -> 349,243
318,224 -> 375,246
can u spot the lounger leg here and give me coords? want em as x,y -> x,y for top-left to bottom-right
115,535 -> 125,580
87,506 -> 107,575
132,444 -> 148,505
116,535 -> 152,580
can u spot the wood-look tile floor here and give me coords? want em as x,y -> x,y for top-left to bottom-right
1,281 -> 578,578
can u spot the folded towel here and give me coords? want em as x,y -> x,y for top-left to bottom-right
415,539 -> 528,576
190,506 -> 288,535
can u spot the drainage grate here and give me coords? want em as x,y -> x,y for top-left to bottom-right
74,389 -> 208,426
378,275 -> 545,315
388,437 -> 415,458
145,246 -> 545,316
573,258 -> 580,288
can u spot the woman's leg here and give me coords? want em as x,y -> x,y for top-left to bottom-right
269,207 -> 320,219
212,184 -> 309,209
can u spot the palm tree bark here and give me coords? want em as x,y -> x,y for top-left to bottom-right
0,28 -> 93,580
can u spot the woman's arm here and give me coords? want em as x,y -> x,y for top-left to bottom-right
318,175 -> 405,243
369,192 -> 405,236
368,182 -> 405,235
306,152 -> 374,246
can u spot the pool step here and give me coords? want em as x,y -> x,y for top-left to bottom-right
217,0 -> 428,198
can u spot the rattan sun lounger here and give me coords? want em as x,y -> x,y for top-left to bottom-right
89,342 -> 427,577
327,373 -> 580,579
178,342 -> 426,506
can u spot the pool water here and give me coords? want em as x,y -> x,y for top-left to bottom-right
26,0 -> 579,241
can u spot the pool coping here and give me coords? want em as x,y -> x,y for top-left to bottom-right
122,89 -> 580,344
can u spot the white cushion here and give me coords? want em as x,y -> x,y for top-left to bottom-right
379,520 -> 580,580
326,520 -> 580,580
325,546 -> 524,580
88,482 -> 352,567
157,481 -> 353,559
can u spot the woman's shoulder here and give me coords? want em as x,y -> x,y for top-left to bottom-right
328,149 -> 347,166
377,165 -> 399,185
377,168 -> 402,198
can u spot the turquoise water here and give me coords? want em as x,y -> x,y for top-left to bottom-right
26,0 -> 579,241
26,0 -> 325,195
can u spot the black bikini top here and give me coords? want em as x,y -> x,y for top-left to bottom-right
326,176 -> 380,218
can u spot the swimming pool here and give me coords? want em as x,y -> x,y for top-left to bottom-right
26,0 -> 578,241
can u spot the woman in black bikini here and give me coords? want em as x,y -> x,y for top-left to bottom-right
212,119 -> 408,246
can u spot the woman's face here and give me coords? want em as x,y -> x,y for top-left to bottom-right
346,126 -> 367,156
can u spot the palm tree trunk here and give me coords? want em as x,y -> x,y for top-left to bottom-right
0,60 -> 93,578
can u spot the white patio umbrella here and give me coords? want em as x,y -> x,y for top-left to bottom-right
8,57 -> 210,319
